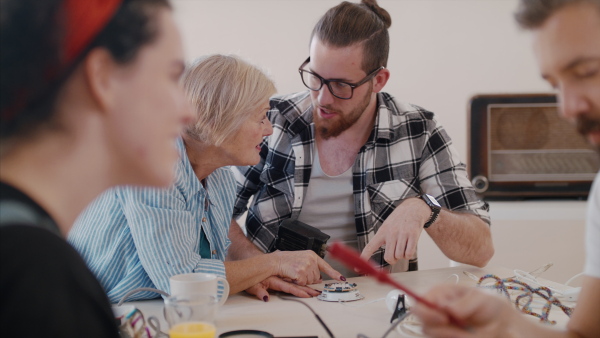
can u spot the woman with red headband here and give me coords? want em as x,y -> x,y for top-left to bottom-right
0,0 -> 192,336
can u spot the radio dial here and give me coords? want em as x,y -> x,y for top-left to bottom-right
472,175 -> 489,193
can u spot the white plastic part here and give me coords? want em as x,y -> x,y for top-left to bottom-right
385,290 -> 413,312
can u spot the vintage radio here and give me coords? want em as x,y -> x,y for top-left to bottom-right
468,93 -> 599,199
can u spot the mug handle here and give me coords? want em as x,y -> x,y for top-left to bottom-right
216,276 -> 230,306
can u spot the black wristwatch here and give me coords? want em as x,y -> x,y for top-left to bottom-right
420,194 -> 441,228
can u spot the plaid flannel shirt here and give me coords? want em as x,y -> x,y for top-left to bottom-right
232,91 -> 490,270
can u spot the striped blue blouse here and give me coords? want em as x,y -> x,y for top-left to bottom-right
69,138 -> 234,303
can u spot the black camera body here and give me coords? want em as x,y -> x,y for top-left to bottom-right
275,219 -> 330,258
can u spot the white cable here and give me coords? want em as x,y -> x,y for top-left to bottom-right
463,271 -> 479,281
465,263 -> 580,303
565,272 -> 585,286
445,274 -> 459,285
397,314 -> 424,337
513,269 -> 581,302
513,269 -> 560,291
561,272 -> 584,302
528,262 -> 554,277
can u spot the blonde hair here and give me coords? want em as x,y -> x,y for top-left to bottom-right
182,54 -> 276,146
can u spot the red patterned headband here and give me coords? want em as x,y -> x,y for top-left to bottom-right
64,0 -> 123,65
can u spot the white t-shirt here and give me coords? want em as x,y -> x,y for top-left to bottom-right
297,148 -> 355,242
298,147 -> 357,277
585,172 -> 600,279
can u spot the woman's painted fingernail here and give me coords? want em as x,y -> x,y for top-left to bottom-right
263,296 -> 269,302
340,276 -> 347,281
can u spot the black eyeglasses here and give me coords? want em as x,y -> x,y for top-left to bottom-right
298,57 -> 384,100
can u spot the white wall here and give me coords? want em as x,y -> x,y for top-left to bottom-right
172,0 -> 550,159
171,0 -> 586,284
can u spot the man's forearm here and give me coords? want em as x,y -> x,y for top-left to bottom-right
426,211 -> 494,267
227,218 -> 264,261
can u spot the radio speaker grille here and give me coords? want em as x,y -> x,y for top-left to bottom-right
488,105 -> 598,181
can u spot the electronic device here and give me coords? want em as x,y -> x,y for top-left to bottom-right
328,242 -> 467,328
317,282 -> 364,302
275,219 -> 330,258
468,93 -> 599,199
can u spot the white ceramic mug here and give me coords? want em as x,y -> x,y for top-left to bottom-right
169,272 -> 229,306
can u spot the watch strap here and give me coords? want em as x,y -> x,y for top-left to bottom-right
423,209 -> 439,228
420,194 -> 441,228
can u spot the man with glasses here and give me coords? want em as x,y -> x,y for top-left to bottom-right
229,0 -> 494,282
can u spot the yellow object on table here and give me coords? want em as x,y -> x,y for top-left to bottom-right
169,322 -> 216,338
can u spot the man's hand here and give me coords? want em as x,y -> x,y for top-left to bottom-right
412,284 -> 517,338
272,250 -> 345,285
244,276 -> 322,301
360,197 -> 429,265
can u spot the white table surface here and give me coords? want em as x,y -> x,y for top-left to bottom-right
124,265 -> 575,337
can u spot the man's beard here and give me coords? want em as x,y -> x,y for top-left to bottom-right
315,83 -> 373,140
576,114 -> 600,153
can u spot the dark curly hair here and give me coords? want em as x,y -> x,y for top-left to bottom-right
0,0 -> 171,151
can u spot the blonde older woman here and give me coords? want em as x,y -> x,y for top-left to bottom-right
69,54 -> 342,303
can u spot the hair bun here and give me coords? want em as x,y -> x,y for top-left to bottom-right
362,0 -> 392,28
